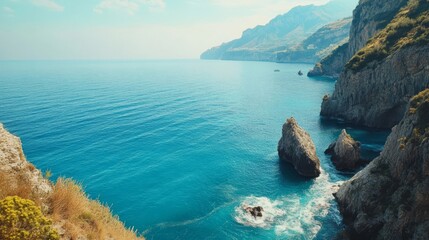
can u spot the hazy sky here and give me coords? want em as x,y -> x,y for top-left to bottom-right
0,0 -> 332,60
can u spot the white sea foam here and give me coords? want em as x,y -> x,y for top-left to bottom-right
235,172 -> 339,239
234,196 -> 286,229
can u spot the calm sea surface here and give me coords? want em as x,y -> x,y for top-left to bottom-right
0,60 -> 389,239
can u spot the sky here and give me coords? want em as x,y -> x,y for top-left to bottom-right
0,0 -> 332,60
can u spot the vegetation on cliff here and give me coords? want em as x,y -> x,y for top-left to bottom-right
0,196 -> 59,240
334,89 -> 429,239
407,89 -> 429,145
346,0 -> 429,71
0,124 -> 143,240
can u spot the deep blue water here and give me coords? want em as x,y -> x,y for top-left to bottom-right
0,60 -> 389,239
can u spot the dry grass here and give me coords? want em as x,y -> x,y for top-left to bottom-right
0,171 -> 39,205
50,178 -> 144,240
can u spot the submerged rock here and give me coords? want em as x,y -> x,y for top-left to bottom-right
277,117 -> 321,178
334,89 -> 429,239
325,129 -> 361,170
244,206 -> 264,218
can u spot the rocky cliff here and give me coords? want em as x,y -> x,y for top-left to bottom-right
201,0 -> 357,62
321,0 -> 429,128
0,123 -> 143,240
277,17 -> 351,63
334,89 -> 429,239
308,0 -> 408,77
278,118 -> 321,178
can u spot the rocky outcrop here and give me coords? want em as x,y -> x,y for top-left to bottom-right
308,0 -> 408,77
0,123 -> 52,202
321,0 -> 429,128
0,124 -> 144,240
334,89 -> 429,239
201,0 -> 357,62
321,44 -> 429,128
244,206 -> 264,218
278,118 -> 321,178
308,42 -> 350,77
325,129 -> 361,170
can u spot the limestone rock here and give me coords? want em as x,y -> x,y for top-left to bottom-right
308,0 -> 408,77
334,90 -> 429,239
325,129 -> 361,170
0,123 -> 52,199
321,45 -> 429,128
277,118 -> 321,178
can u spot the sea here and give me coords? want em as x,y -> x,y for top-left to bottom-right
0,60 -> 389,239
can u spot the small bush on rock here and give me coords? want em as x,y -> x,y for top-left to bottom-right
0,196 -> 59,240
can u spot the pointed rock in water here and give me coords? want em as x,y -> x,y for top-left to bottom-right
277,117 -> 321,178
325,129 -> 361,170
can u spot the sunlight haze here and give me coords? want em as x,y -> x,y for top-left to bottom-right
0,0 -> 331,60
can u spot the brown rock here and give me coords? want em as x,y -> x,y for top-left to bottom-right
278,117 -> 321,178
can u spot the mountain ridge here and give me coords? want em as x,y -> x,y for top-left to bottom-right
201,0 -> 358,62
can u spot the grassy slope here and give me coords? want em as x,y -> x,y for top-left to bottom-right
0,127 -> 144,240
346,0 -> 429,71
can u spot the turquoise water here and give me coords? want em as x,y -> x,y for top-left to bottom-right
0,60 -> 389,239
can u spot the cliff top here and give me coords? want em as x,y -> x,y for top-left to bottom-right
346,0 -> 429,71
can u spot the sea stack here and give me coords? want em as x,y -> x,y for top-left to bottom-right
325,129 -> 361,170
278,117 -> 321,178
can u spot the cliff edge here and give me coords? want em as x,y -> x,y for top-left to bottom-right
0,123 -> 144,240
321,0 -> 429,128
334,89 -> 429,239
308,0 -> 408,77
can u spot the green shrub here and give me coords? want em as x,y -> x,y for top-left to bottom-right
0,196 -> 59,240
346,0 -> 429,71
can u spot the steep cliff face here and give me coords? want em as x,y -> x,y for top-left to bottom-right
322,45 -> 429,128
321,0 -> 429,128
277,17 -> 351,63
308,0 -> 408,77
334,89 -> 429,239
308,42 -> 350,77
0,123 -> 52,205
201,0 -> 357,62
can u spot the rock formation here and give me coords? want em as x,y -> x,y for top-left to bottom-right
0,123 -> 144,240
325,129 -> 361,170
334,89 -> 429,239
0,123 -> 52,203
244,206 -> 264,218
321,0 -> 429,128
308,0 -> 408,77
278,118 -> 321,178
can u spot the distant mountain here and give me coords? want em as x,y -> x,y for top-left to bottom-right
276,17 -> 352,63
200,0 -> 358,62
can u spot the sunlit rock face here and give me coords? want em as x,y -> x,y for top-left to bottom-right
278,118 -> 321,178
